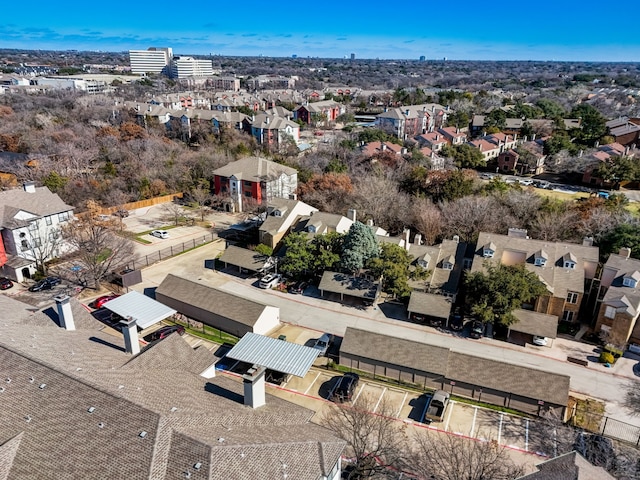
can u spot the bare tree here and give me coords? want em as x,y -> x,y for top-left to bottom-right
163,202 -> 186,226
530,210 -> 580,242
440,196 -> 512,243
409,430 -> 525,480
323,393 -> 408,479
61,201 -> 134,289
190,185 -> 212,221
411,197 -> 443,245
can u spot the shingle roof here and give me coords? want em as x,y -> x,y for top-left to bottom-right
155,274 -> 271,328
341,327 -> 450,376
407,291 -> 452,319
211,156 -> 297,182
511,309 -> 559,339
517,451 -> 615,479
218,245 -> 271,272
0,186 -> 73,228
318,272 -> 379,300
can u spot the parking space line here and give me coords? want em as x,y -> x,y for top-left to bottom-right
192,339 -> 202,348
373,387 -> 386,414
498,413 -> 504,445
304,372 -> 321,396
352,384 -> 365,404
444,400 -> 455,432
469,406 -> 478,437
525,419 -> 529,451
396,392 -> 408,418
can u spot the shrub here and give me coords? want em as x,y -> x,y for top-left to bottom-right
599,352 -> 615,364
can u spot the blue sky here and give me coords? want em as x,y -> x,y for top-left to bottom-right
2,1 -> 639,61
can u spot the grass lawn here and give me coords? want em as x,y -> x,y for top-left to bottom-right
533,188 -> 591,202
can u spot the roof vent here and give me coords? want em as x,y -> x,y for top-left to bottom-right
98,422 -> 105,428
29,377 -> 35,383
0,387 -> 4,393
139,431 -> 148,438
184,472 -> 192,479
25,415 -> 32,423
194,463 -> 202,470
170,406 -> 178,412
88,407 -> 96,413
218,437 -> 225,443
6,378 -> 11,383
39,384 -> 47,389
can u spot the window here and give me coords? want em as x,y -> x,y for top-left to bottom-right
244,180 -> 253,187
605,306 -> 616,319
535,257 -> 546,267
21,239 -> 29,251
58,211 -> 70,223
483,249 -> 494,258
563,261 -> 576,269
45,216 -> 52,226
244,191 -> 252,197
442,262 -> 453,271
566,292 -> 579,304
623,277 -> 638,288
562,310 -> 575,322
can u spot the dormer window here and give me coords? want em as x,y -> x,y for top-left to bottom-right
482,242 -> 496,258
273,209 -> 282,217
443,262 -> 454,271
562,252 -> 577,269
442,255 -> 455,271
623,271 -> 640,288
418,253 -> 430,270
534,249 -> 548,267
307,225 -> 316,233
535,258 -> 547,266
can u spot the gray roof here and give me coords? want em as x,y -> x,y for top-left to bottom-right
601,253 -> 640,316
446,351 -> 570,406
103,290 -> 176,329
218,245 -> 271,272
517,451 -> 615,480
407,291 -> 452,319
318,271 -> 379,300
0,185 -> 74,228
341,327 -> 569,406
212,156 -> 296,181
511,309 -> 558,339
0,289 -> 345,479
341,327 -> 450,376
408,239 -> 466,294
226,333 -> 319,377
156,274 -> 272,328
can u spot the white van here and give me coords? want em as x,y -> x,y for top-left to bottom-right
259,273 -> 281,289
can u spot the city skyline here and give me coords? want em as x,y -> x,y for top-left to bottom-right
2,0 -> 639,62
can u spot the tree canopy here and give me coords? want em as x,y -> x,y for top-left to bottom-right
465,263 -> 549,326
341,222 -> 379,273
443,144 -> 486,169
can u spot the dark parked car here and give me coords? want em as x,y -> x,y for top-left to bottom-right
0,277 -> 14,290
469,321 -> 484,339
28,276 -> 61,292
148,325 -> 185,341
331,372 -> 360,403
449,313 -> 464,331
288,280 -> 309,294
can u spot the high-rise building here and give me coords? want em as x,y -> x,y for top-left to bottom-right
350,53 -> 355,60
169,56 -> 214,78
128,47 -> 173,75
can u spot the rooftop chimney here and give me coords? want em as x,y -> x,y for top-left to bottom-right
508,228 -> 528,239
414,233 -> 422,245
620,247 -> 632,259
23,181 -> 36,193
404,228 -> 411,251
583,236 -> 594,247
366,218 -> 374,227
55,294 -> 75,331
347,209 -> 357,222
243,365 -> 266,409
121,317 -> 140,355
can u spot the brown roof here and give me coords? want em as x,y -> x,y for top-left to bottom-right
341,327 -> 450,376
407,291 -> 452,319
218,245 -> 272,272
318,271 -> 379,300
212,156 -> 296,182
517,451 -> 615,480
511,309 -> 559,339
446,351 -> 569,406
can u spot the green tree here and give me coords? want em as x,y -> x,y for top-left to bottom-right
443,144 -> 486,169
465,263 -> 548,326
485,109 -> 507,130
341,222 -> 379,273
446,110 -> 470,128
279,232 -> 314,278
571,104 -> 606,146
599,224 -> 640,260
254,244 -> 273,257
441,169 -> 475,201
42,171 -> 68,193
310,232 -> 343,276
536,99 -> 567,120
366,243 -> 412,299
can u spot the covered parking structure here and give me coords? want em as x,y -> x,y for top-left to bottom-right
318,271 -> 381,305
155,274 -> 280,337
217,245 -> 274,275
508,309 -> 558,346
339,327 -> 569,417
407,291 -> 452,327
102,290 -> 176,329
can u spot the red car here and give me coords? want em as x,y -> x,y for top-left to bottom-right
93,294 -> 120,309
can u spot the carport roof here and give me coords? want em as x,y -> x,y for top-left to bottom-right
226,333 -> 319,377
219,245 -> 272,272
407,291 -> 452,319
102,291 -> 176,329
446,351 -> 570,406
341,327 -> 450,376
318,271 -> 379,300
511,309 -> 558,339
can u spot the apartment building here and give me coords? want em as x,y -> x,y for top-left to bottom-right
170,56 -> 214,78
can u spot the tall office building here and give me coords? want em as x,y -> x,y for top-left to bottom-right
169,56 -> 214,78
128,47 -> 173,75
